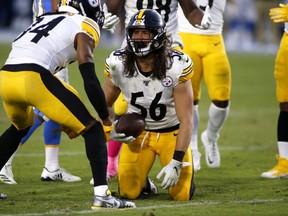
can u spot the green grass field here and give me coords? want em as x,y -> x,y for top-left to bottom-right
0,42 -> 287,216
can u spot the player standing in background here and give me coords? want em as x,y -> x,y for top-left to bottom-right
102,0 -> 212,180
261,2 -> 288,179
178,0 -> 231,170
0,0 -> 135,209
0,0 -> 81,184
102,9 -> 195,200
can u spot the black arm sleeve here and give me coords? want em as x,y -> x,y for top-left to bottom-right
79,62 -> 109,121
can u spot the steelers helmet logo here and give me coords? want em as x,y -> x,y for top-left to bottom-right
162,76 -> 173,87
133,9 -> 146,26
88,0 -> 100,7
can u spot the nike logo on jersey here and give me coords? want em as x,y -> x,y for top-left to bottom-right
173,133 -> 178,136
214,41 -> 220,46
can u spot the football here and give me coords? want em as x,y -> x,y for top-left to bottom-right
115,113 -> 146,138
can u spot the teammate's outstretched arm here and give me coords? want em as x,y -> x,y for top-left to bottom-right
76,33 -> 111,126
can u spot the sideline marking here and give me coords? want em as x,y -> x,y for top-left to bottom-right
1,198 -> 285,216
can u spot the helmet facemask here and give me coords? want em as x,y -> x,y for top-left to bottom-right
126,9 -> 166,57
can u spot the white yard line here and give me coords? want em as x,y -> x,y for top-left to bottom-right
0,198 -> 285,216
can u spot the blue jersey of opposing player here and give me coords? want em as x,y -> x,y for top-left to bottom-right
33,0 -> 53,19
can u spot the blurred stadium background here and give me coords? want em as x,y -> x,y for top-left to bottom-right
0,0 -> 284,54
0,1 -> 287,215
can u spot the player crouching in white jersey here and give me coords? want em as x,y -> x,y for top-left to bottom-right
102,9 -> 195,201
101,0 -> 212,182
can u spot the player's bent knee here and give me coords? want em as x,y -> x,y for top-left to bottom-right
169,184 -> 192,201
119,188 -> 141,200
118,174 -> 142,199
119,180 -> 142,199
169,190 -> 190,201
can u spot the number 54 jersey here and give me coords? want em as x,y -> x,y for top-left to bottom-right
5,13 -> 100,74
104,49 -> 194,131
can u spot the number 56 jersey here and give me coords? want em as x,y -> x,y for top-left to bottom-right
104,49 -> 194,131
5,13 -> 100,74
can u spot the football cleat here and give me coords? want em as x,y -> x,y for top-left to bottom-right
0,193 -> 7,199
261,155 -> 288,179
192,150 -> 201,172
41,167 -> 81,182
0,165 -> 17,185
141,178 -> 158,195
201,130 -> 220,168
91,190 -> 136,209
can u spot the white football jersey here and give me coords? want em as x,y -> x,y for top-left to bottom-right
5,13 -> 100,74
104,49 -> 193,131
178,0 -> 226,35
124,0 -> 182,47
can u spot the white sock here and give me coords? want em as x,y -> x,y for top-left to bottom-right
94,185 -> 109,196
45,146 -> 59,171
207,103 -> 229,141
191,105 -> 199,153
278,141 -> 288,159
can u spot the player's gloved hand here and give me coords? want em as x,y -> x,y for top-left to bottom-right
109,120 -> 136,143
195,5 -> 212,30
102,3 -> 120,33
270,3 -> 288,23
157,159 -> 190,189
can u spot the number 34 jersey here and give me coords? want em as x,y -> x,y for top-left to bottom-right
104,49 -> 194,131
5,13 -> 100,74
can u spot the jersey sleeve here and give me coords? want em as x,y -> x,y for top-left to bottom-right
179,54 -> 194,83
104,61 -> 111,78
104,50 -> 123,87
81,17 -> 101,46
104,51 -> 114,78
70,15 -> 101,47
